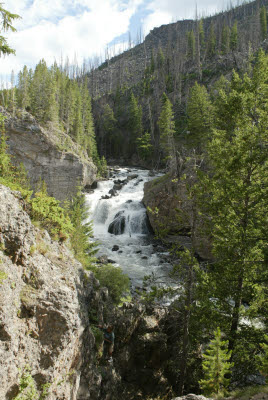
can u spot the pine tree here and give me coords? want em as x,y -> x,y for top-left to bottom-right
230,21 -> 238,51
199,19 -> 205,50
258,335 -> 268,377
30,60 -> 58,124
17,66 -> 30,110
198,51 -> 268,358
0,5 -> 20,56
72,87 -> 83,144
157,48 -> 165,68
101,103 -> 117,157
68,190 -> 98,266
187,30 -> 196,60
136,131 -> 153,161
0,116 -> 13,179
207,22 -> 216,57
187,82 -> 214,148
80,77 -> 97,158
128,91 -> 143,150
158,93 -> 176,166
63,79 -> 76,135
199,328 -> 233,396
9,70 -> 16,117
260,6 -> 267,40
221,23 -> 230,54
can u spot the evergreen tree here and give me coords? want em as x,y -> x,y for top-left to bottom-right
30,60 -> 58,124
17,66 -> 30,110
187,82 -> 214,148
230,21 -> 238,51
199,19 -> 205,50
63,79 -> 76,135
9,70 -> 16,117
0,116 -> 13,179
157,48 -> 165,68
221,23 -> 230,54
150,49 -> 156,73
72,87 -> 83,144
136,131 -> 153,161
258,335 -> 268,377
68,190 -> 98,265
199,328 -> 233,396
187,30 -> 196,60
158,93 -> 176,166
0,5 -> 20,56
198,51 -> 268,361
260,6 -> 267,40
101,103 -> 117,157
207,22 -> 216,57
80,77 -> 97,158
128,91 -> 143,150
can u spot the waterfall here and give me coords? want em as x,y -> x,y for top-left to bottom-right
85,167 -> 172,288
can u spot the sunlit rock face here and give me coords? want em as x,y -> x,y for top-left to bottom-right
1,107 -> 97,202
0,184 -> 101,400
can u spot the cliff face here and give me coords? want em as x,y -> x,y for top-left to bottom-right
1,108 -> 97,202
143,173 -> 212,260
0,184 -> 191,400
0,184 -> 103,399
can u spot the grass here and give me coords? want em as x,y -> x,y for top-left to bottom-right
225,385 -> 268,399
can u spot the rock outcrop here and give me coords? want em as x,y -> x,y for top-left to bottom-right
0,184 -> 201,400
0,184 -> 103,399
1,108 -> 97,202
143,172 -> 212,260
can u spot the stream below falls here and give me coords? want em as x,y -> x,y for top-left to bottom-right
85,167 -> 173,291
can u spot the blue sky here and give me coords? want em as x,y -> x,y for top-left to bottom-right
0,0 -> 231,80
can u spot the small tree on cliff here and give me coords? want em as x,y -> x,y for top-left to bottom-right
199,328 -> 233,396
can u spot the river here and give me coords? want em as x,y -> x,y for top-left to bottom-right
85,167 -> 173,291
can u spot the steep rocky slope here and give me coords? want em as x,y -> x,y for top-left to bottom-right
0,184 -> 194,400
88,0 -> 268,98
143,172 -> 212,260
1,108 -> 97,201
0,184 -> 104,399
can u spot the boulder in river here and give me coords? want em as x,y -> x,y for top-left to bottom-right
113,183 -> 123,191
108,211 -> 126,235
127,174 -> 138,180
112,245 -> 120,251
109,189 -> 117,197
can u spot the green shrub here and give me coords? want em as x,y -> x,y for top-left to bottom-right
14,366 -> 38,400
30,183 -> 73,240
91,325 -> 104,355
92,264 -> 130,305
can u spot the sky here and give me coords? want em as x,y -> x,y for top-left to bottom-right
0,0 -> 232,79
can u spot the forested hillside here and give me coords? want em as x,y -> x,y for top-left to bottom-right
88,0 -> 268,165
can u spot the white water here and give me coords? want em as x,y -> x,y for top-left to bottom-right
85,167 -> 172,288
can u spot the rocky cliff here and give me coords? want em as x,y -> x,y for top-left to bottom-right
143,172 -> 212,260
1,108 -> 97,202
0,184 -> 105,399
0,183 -> 197,400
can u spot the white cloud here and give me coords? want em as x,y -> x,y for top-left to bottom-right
0,0 -> 143,75
143,0 -> 228,34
